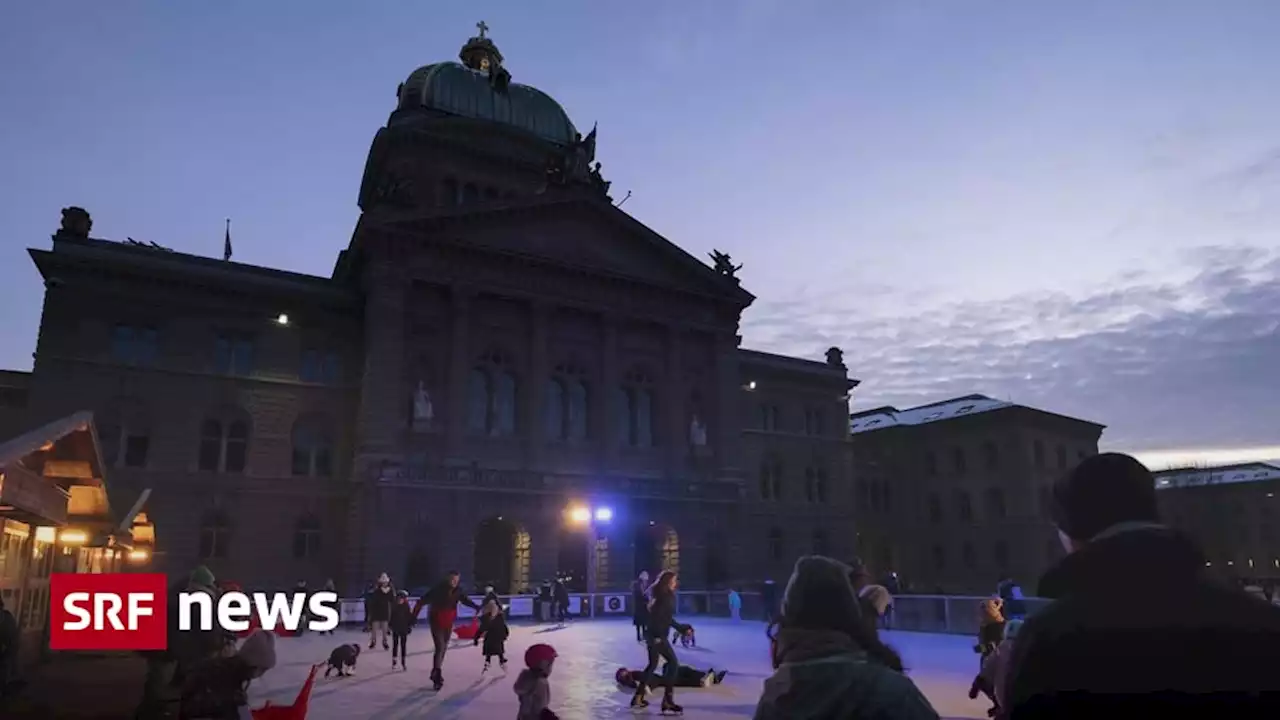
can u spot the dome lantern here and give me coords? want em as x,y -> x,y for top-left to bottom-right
459,20 -> 510,90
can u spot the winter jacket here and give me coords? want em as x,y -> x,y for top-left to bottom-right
170,584 -> 230,668
753,627 -> 939,720
178,655 -> 257,720
482,613 -> 510,656
514,667 -> 559,720
365,586 -> 396,622
414,582 -> 480,630
646,589 -> 680,639
1003,524 -> 1280,719
977,620 -> 1006,655
389,600 -> 416,635
553,581 -> 569,605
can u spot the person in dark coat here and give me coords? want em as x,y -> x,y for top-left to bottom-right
480,599 -> 510,672
552,576 -> 571,623
365,573 -> 395,650
631,571 -> 650,641
630,570 -> 687,714
411,570 -> 481,690
995,578 -> 1027,620
761,579 -> 779,624
388,590 -> 415,670
1002,453 -> 1280,719
0,596 -> 17,699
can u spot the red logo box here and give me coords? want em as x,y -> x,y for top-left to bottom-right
49,573 -> 169,651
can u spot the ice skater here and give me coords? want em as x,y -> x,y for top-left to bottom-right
389,590 -> 415,671
553,576 -> 570,625
412,570 -> 481,690
631,571 -> 650,641
514,643 -> 560,720
616,664 -> 727,691
728,587 -> 742,622
366,573 -> 396,650
480,598 -> 510,674
630,569 -> 685,715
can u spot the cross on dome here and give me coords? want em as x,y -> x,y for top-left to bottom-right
476,20 -> 489,38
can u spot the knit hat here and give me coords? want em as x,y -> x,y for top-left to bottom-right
189,565 -> 216,589
781,556 -> 863,631
237,629 -> 277,674
1051,453 -> 1160,541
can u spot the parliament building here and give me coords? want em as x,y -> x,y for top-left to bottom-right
7,27 -> 858,594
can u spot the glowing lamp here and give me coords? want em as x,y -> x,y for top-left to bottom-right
568,507 -> 591,525
594,507 -> 613,523
276,313 -> 290,325
128,549 -> 150,562
59,529 -> 89,545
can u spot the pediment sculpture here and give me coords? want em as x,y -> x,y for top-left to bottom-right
413,381 -> 434,425
59,206 -> 92,239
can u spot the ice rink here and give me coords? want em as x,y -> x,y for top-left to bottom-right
247,617 -> 994,719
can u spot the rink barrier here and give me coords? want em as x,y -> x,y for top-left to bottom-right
337,591 -> 1049,636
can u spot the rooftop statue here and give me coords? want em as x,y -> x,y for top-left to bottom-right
708,249 -> 742,279
59,206 -> 92,239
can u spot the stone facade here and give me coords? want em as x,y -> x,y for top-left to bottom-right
11,35 -> 858,594
849,397 -> 1103,593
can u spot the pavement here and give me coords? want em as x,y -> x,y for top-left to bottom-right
3,619 -> 993,718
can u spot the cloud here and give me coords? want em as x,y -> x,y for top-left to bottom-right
741,244 -> 1280,454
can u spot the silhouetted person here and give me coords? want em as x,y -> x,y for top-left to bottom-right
1003,453 -> 1280,718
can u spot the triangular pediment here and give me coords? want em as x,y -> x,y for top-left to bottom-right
381,197 -> 754,306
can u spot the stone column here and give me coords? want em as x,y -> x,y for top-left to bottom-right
343,249 -> 408,590
525,301 -> 551,466
598,315 -> 620,466
445,287 -> 473,462
664,325 -> 684,476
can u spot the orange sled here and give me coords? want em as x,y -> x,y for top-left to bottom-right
251,663 -> 318,720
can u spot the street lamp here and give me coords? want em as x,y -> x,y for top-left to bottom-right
564,503 -> 612,617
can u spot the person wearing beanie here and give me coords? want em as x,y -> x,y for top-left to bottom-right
366,572 -> 396,651
754,556 -> 939,720
179,628 -> 276,719
1001,453 -> 1280,719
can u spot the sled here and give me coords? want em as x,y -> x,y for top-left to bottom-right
453,617 -> 480,640
251,663 -> 318,720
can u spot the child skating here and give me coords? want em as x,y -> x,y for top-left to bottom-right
389,589 -> 415,671
480,599 -> 510,674
514,643 -> 560,720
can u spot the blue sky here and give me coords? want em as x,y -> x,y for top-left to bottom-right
2,1 -> 1278,465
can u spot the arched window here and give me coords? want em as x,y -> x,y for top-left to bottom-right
768,527 -> 784,561
881,480 -> 892,512
804,467 -> 816,502
98,398 -> 151,469
197,409 -> 250,473
199,509 -> 232,559
293,514 -> 322,559
470,349 -> 519,437
759,459 -> 783,501
814,468 -> 828,503
812,529 -> 829,555
291,416 -> 333,477
619,369 -> 656,448
545,363 -> 589,442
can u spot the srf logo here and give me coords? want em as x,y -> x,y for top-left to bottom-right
50,573 -> 168,651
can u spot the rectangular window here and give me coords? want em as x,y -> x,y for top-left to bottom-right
123,434 -> 150,468
214,334 -> 254,376
111,324 -> 158,366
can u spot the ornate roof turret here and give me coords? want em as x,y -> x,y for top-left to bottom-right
459,21 -> 504,73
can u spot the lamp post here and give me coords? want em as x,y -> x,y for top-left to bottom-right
565,504 -> 613,618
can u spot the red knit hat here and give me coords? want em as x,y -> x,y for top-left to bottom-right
525,643 -> 558,669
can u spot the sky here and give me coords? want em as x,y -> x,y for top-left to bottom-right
1,1 -> 1278,467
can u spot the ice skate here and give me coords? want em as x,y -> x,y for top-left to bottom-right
391,658 -> 398,670
499,658 -> 508,673
660,689 -> 683,715
383,639 -> 390,650
482,659 -> 491,674
629,686 -> 649,709
430,668 -> 444,691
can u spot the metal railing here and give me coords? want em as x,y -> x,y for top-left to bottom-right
338,590 -> 1047,636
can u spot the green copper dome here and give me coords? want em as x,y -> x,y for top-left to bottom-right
395,28 -> 579,147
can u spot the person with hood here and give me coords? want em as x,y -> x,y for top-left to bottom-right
754,555 -> 939,720
475,584 -> 501,646
480,598 -> 510,673
859,583 -> 894,631
630,569 -> 687,713
412,570 -> 481,690
631,571 -> 650,640
365,573 -> 396,650
514,643 -> 559,720
1002,453 -> 1280,718
178,627 -> 277,720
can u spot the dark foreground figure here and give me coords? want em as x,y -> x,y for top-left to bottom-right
1003,453 -> 1280,719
